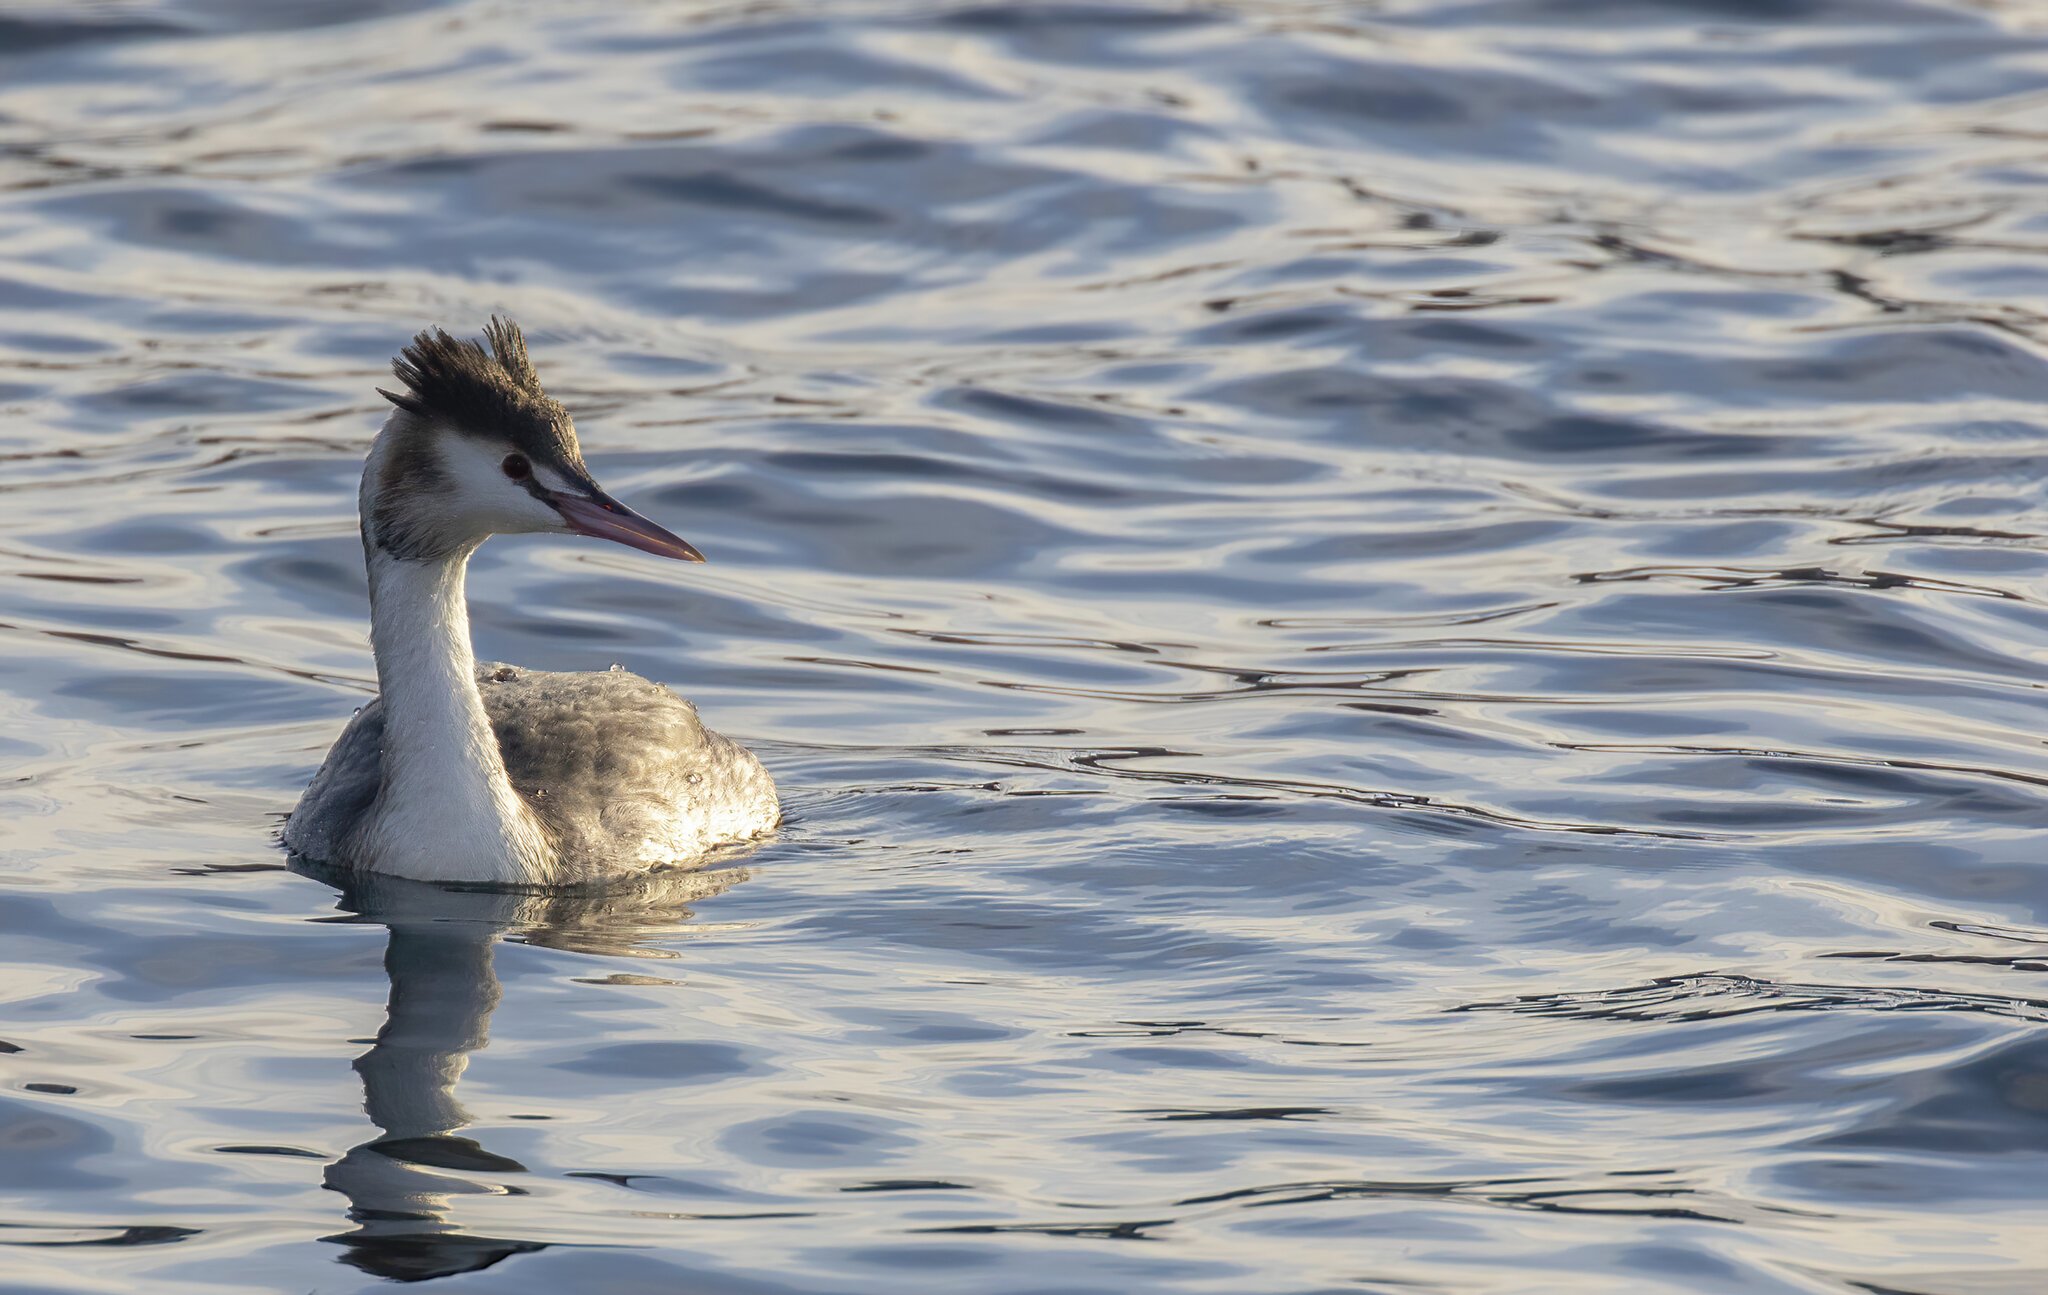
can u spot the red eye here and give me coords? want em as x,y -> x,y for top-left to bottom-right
501,454 -> 531,480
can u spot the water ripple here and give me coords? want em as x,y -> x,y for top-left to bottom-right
4,1 -> 2048,1292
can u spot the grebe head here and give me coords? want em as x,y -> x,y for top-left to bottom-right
365,317 -> 704,565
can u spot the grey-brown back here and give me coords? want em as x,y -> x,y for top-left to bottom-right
285,664 -> 778,881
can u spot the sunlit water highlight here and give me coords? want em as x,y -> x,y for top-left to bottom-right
3,2 -> 2048,1291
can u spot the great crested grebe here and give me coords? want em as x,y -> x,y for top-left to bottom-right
283,318 -> 778,885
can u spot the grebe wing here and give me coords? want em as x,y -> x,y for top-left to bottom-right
284,700 -> 386,862
479,664 -> 778,876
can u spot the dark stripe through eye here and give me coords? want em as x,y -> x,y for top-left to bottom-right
501,453 -> 531,480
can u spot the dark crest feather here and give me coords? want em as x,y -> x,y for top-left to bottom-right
388,318 -> 560,437
377,386 -> 424,415
483,315 -> 542,394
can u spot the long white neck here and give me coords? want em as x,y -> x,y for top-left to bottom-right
363,545 -> 553,884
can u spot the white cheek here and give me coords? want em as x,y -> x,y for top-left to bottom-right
439,437 -> 569,534
497,482 -> 571,534
532,464 -> 579,495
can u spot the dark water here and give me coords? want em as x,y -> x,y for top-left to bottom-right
3,1 -> 2048,1290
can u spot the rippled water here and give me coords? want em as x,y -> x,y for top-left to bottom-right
5,2 -> 2048,1290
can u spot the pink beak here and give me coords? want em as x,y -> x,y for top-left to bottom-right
551,491 -> 705,563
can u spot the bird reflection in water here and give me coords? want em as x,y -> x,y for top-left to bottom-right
291,858 -> 747,1282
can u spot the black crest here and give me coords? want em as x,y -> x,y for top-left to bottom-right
379,317 -> 573,462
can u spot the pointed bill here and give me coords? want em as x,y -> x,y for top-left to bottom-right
550,491 -> 705,562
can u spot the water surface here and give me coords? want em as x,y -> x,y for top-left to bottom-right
3,2 -> 2048,1291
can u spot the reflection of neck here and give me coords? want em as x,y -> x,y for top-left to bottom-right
364,546 -> 550,884
322,922 -> 537,1282
357,925 -> 500,1139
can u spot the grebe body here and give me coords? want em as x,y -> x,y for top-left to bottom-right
284,319 -> 777,885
